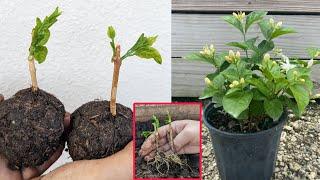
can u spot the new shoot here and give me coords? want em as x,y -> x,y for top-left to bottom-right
28,7 -> 62,91
107,26 -> 162,116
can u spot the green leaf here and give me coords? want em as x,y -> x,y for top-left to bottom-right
271,27 -> 296,39
221,64 -> 239,82
147,36 -> 158,46
135,47 -> 162,64
122,33 -> 162,64
252,88 -> 267,100
34,46 -> 48,63
289,84 -> 310,114
38,29 -> 50,46
249,100 -> 265,117
184,53 -> 214,65
222,90 -> 253,118
226,42 -> 248,50
107,26 -> 116,39
29,7 -> 61,63
214,53 -> 227,68
245,37 -> 258,51
223,15 -> 244,34
247,78 -> 271,97
264,99 -> 283,120
307,47 -> 320,59
282,96 -> 300,117
258,20 -> 273,40
199,86 -> 217,99
245,11 -> 267,33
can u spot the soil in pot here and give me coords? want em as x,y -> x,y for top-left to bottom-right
135,120 -> 199,178
0,88 -> 65,170
208,107 -> 281,133
67,101 -> 132,160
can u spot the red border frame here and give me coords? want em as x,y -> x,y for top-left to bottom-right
132,102 -> 203,180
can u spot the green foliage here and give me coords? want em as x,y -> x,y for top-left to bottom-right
107,27 -> 162,64
185,11 -> 318,126
165,112 -> 172,124
151,115 -> 160,131
29,7 -> 62,64
141,131 -> 152,138
141,115 -> 161,138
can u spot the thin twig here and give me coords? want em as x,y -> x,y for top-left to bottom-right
110,45 -> 121,116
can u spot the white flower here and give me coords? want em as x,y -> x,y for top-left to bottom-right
200,44 -> 215,57
279,54 -> 296,72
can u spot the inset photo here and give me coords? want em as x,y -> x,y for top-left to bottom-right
134,102 -> 202,179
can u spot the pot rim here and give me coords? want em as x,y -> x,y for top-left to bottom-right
203,102 -> 287,138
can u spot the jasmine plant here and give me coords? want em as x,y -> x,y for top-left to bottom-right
185,11 -> 320,131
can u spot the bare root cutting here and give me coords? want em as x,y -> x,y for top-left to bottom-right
146,126 -> 189,176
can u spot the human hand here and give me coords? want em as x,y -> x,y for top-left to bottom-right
0,94 -> 71,180
139,120 -> 200,161
41,141 -> 133,180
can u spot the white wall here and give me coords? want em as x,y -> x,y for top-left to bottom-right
0,0 -> 171,172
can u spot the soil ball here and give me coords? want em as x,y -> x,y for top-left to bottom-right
0,88 -> 65,170
67,101 -> 132,160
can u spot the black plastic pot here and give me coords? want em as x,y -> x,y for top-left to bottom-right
203,103 -> 287,180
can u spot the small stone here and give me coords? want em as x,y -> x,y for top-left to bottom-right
291,136 -> 297,142
291,121 -> 301,131
289,162 -> 301,172
284,126 -> 293,131
308,172 -> 317,179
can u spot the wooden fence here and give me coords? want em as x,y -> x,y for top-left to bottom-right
172,0 -> 320,97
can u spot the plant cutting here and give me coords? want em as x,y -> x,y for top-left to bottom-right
67,26 -> 162,160
185,11 -> 320,179
136,113 -> 195,178
0,7 -> 65,170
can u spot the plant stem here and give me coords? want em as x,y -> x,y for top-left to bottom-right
110,45 -> 121,116
28,55 -> 38,92
243,33 -> 249,59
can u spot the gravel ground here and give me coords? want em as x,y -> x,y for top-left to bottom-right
202,102 -> 320,180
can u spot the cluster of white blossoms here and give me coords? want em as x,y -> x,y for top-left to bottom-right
229,78 -> 245,88
225,50 -> 241,63
232,12 -> 246,22
200,44 -> 215,57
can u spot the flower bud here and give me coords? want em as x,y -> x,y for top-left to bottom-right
225,56 -> 232,63
275,21 -> 282,28
232,12 -> 238,18
205,77 -> 213,86
232,80 -> 239,86
314,94 -> 320,98
300,78 -> 305,83
272,61 -> 277,65
236,51 -> 241,59
269,18 -> 274,25
200,50 -> 205,55
229,50 -> 235,58
240,78 -> 245,84
263,53 -> 271,61
229,84 -> 234,88
293,71 -> 298,75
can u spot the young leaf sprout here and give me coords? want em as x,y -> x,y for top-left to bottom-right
107,26 -> 162,116
28,7 -> 62,92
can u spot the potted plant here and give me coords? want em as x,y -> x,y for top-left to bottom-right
185,11 -> 320,179
0,7 -> 65,170
67,26 -> 163,160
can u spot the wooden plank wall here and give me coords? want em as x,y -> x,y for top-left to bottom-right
172,0 -> 320,97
